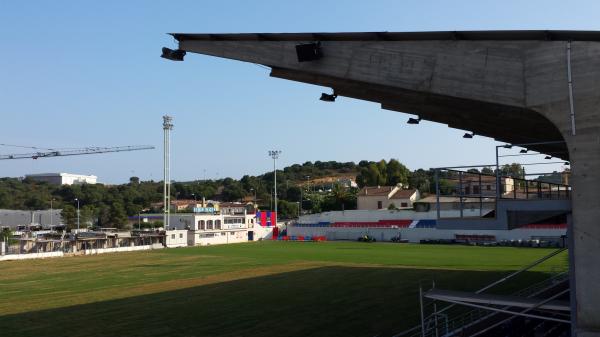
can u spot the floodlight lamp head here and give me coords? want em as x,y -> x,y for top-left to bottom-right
161,47 -> 186,61
320,92 -> 337,102
268,150 -> 281,159
162,115 -> 174,130
407,117 -> 421,125
295,42 -> 323,62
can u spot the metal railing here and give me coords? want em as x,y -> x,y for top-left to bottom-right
434,169 -> 570,220
393,248 -> 569,337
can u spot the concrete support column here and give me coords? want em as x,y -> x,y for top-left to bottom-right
568,134 -> 600,336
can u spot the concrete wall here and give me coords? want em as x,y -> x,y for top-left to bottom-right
0,251 -> 64,261
298,209 -> 490,224
250,225 -> 275,240
188,230 -> 248,246
83,244 -> 163,255
288,226 -> 566,243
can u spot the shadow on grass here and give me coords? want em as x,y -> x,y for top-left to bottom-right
0,266 -> 551,337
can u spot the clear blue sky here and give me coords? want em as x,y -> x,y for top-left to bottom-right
1,0 -> 596,183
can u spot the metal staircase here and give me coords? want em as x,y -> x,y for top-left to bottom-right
393,248 -> 570,337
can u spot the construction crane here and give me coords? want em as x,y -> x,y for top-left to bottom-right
0,145 -> 155,160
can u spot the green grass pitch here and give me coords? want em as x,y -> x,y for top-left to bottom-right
0,241 -> 567,337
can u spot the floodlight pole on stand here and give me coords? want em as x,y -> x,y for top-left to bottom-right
163,115 -> 173,231
268,150 -> 281,226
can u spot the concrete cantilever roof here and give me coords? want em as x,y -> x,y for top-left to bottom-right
167,29 -> 600,334
171,30 -> 600,42
169,30 -> 600,160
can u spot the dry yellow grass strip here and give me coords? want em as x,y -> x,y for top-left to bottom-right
1,261 -> 321,316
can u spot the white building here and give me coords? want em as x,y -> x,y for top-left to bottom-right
167,211 -> 258,246
26,173 -> 98,185
357,185 -> 420,210
164,230 -> 188,248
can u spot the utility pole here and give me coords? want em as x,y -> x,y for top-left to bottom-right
163,115 -> 173,230
74,198 -> 80,231
299,186 -> 303,216
268,150 -> 281,223
250,188 -> 256,206
50,198 -> 54,228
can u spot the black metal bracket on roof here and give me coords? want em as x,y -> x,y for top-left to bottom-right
295,41 -> 323,62
161,47 -> 186,61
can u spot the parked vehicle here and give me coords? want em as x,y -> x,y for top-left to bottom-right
358,235 -> 376,242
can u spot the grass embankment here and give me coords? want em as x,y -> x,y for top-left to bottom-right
0,241 -> 567,337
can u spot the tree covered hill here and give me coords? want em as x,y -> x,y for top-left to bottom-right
0,160 -> 525,226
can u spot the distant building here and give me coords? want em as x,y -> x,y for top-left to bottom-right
26,173 -> 97,185
167,211 -> 256,246
336,177 -> 358,188
150,200 -> 250,213
219,202 -> 253,215
0,209 -> 63,229
357,185 -> 420,210
459,175 -> 514,196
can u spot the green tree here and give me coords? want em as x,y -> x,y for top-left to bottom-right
109,202 -> 129,229
499,163 -> 524,179
481,167 -> 494,175
331,184 -> 349,210
1,228 -> 17,244
276,200 -> 299,219
357,163 -> 384,187
60,205 -> 77,229
80,205 -> 96,227
386,159 -> 410,186
438,179 -> 455,195
409,169 -> 432,194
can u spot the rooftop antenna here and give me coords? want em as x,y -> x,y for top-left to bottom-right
163,115 -> 174,230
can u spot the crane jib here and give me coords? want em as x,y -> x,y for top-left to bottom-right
0,145 -> 155,160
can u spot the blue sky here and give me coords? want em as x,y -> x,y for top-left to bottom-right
0,0 -> 596,183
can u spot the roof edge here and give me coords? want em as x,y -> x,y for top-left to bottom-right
170,30 -> 600,42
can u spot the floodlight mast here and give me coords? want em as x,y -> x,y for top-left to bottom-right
163,115 -> 174,230
268,150 -> 281,225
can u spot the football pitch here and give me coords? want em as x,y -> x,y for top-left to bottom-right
0,241 -> 567,337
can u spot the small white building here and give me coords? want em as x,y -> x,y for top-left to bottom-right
165,230 -> 188,248
26,173 -> 98,185
357,185 -> 420,210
